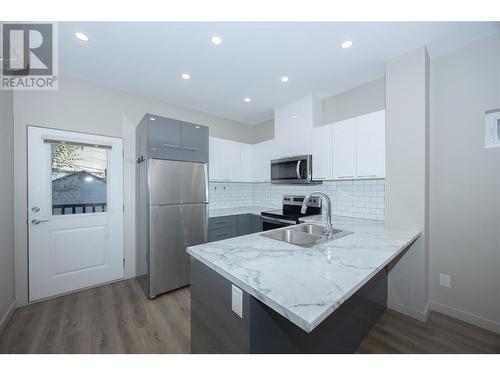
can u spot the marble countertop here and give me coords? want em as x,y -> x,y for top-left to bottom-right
187,215 -> 421,333
209,206 -> 277,218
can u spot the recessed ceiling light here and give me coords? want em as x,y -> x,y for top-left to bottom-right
211,36 -> 222,45
244,97 -> 251,103
74,32 -> 89,42
84,176 -> 93,182
181,73 -> 190,80
281,76 -> 289,83
150,117 -> 156,121
341,40 -> 353,49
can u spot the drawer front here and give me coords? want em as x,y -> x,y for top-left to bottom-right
208,226 -> 237,242
208,215 -> 237,230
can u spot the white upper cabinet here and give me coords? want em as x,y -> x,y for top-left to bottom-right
273,94 -> 321,157
252,139 -> 275,182
238,143 -> 253,182
208,109 -> 384,183
311,124 -> 333,180
209,137 -> 255,182
332,118 -> 357,179
355,110 -> 386,178
209,137 -> 241,181
331,110 -> 385,180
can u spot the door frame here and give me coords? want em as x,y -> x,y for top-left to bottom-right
26,125 -> 126,302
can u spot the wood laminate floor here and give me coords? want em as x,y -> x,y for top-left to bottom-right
1,279 -> 499,354
0,279 -> 190,354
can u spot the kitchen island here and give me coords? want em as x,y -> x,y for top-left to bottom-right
187,214 -> 421,353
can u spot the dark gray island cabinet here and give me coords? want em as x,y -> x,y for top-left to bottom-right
190,257 -> 387,354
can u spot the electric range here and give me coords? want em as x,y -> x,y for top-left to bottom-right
260,195 -> 322,230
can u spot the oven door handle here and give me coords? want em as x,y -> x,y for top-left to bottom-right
260,215 -> 297,226
296,160 -> 302,179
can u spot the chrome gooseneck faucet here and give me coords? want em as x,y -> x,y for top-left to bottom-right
301,191 -> 333,240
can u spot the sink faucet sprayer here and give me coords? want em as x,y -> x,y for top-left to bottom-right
301,191 -> 333,240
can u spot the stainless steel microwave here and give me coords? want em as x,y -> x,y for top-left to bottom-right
270,155 -> 322,184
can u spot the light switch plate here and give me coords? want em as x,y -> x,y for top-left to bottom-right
440,273 -> 451,288
485,109 -> 500,148
231,285 -> 243,318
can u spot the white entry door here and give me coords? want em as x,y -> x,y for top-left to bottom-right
28,126 -> 124,301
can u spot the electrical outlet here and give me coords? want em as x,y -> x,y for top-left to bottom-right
440,273 -> 451,288
231,285 -> 243,318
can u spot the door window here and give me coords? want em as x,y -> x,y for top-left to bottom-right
51,144 -> 108,215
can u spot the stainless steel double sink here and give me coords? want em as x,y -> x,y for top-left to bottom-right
260,223 -> 352,247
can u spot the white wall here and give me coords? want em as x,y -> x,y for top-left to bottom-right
252,118 -> 274,144
322,77 -> 386,125
0,90 -> 16,329
385,47 -> 430,320
12,75 -> 257,306
429,34 -> 500,333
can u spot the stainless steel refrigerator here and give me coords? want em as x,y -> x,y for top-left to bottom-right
136,114 -> 209,299
137,159 -> 208,298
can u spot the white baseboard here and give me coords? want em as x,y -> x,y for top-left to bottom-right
429,301 -> 500,335
0,301 -> 16,334
387,300 -> 430,322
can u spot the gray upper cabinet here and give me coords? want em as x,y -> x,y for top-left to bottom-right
181,121 -> 209,154
138,114 -> 208,163
148,117 -> 181,158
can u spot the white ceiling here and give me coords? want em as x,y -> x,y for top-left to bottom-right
59,22 -> 500,125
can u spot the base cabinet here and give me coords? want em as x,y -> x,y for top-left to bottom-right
207,214 -> 262,242
191,258 -> 388,354
191,258 -> 250,354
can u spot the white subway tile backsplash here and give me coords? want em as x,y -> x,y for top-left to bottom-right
208,179 -> 385,221
208,182 -> 254,210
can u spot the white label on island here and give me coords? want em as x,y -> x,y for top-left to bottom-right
231,284 -> 243,318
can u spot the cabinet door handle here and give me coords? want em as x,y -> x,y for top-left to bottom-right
183,146 -> 198,151
358,174 -> 377,178
338,175 -> 354,179
163,143 -> 180,149
296,160 -> 302,179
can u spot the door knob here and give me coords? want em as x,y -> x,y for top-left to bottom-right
31,219 -> 49,225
